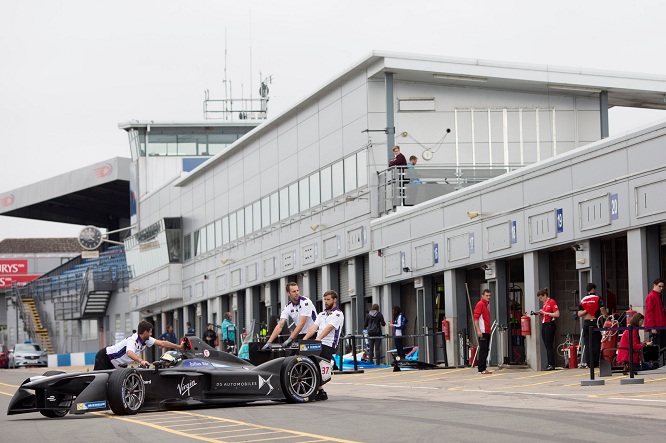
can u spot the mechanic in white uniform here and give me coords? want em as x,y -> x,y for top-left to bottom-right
303,289 -> 344,401
93,320 -> 183,370
262,282 -> 317,350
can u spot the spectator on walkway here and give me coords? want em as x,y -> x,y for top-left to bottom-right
389,306 -> 407,360
364,304 -> 386,365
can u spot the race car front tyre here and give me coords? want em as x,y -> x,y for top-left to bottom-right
280,356 -> 319,403
107,368 -> 145,415
39,371 -> 70,418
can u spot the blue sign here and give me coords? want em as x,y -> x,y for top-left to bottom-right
434,243 -> 439,263
469,233 -> 475,254
183,359 -> 213,368
610,194 -> 619,220
510,221 -> 517,244
556,208 -> 564,233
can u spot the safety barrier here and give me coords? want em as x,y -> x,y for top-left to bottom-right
582,324 -> 665,386
48,351 -> 96,368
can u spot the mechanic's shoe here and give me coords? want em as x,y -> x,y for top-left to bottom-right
480,370 -> 493,375
314,390 -> 328,401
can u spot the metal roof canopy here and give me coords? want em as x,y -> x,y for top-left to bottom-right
0,157 -> 131,232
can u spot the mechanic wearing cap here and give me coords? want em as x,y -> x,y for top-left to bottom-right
262,282 -> 317,350
575,283 -> 607,368
303,289 -> 344,401
93,320 -> 183,370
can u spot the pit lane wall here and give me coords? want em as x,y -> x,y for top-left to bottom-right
48,352 -> 96,367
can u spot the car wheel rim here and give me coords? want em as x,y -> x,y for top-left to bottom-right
289,361 -> 317,398
122,373 -> 145,411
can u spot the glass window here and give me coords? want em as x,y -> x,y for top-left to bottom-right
125,313 -> 132,336
229,215 -> 237,241
332,160 -> 344,197
222,216 -> 230,244
147,134 -> 177,156
184,234 -> 192,261
193,230 -> 201,256
206,223 -> 215,251
177,134 -> 198,156
253,201 -> 262,231
289,183 -> 299,216
236,210 -> 245,238
357,151 -> 368,187
321,167 -> 332,202
214,219 -> 222,248
115,314 -> 121,332
208,133 -> 239,155
245,206 -> 253,235
270,192 -> 279,224
279,188 -> 289,220
261,196 -> 271,228
299,178 -> 309,212
344,155 -> 357,192
199,228 -> 207,253
309,172 -> 320,207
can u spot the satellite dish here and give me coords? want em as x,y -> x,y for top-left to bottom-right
422,150 -> 433,161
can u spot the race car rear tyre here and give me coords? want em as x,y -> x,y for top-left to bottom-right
107,368 -> 145,415
280,356 -> 319,403
40,371 -> 70,418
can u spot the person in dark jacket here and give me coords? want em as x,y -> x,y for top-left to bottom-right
203,323 -> 217,348
364,304 -> 386,365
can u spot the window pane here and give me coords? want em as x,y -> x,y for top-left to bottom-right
193,230 -> 201,256
271,192 -> 280,224
279,188 -> 289,220
261,196 -> 271,228
206,223 -> 215,251
309,172 -> 320,207
321,167 -> 332,202
357,151 -> 368,187
236,210 -> 245,237
222,216 -> 230,244
200,227 -> 207,253
147,134 -> 177,156
215,220 -> 222,248
229,215 -> 237,241
245,206 -> 253,234
253,201 -> 262,231
344,155 -> 357,192
332,160 -> 344,197
289,183 -> 299,216
299,178 -> 309,211
184,234 -> 192,261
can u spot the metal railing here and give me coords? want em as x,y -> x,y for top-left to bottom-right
378,164 -> 525,215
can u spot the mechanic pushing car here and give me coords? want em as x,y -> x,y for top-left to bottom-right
303,289 -> 344,401
262,282 -> 317,350
93,320 -> 184,370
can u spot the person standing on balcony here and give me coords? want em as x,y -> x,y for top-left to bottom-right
389,146 -> 407,167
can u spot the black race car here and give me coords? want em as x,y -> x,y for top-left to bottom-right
7,337 -> 330,418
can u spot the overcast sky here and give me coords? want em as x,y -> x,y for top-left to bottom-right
1,0 -> 665,241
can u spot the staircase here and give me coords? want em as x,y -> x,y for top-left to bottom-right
82,291 -> 112,318
21,298 -> 54,354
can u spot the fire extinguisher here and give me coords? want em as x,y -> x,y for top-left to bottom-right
601,316 -> 619,362
441,318 -> 450,340
520,314 -> 531,336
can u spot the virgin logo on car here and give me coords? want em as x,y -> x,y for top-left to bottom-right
177,378 -> 197,397
94,163 -> 113,178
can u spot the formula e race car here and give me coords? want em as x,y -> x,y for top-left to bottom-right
7,337 -> 330,418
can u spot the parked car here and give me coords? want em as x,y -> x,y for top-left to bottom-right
10,343 -> 48,368
0,344 -> 10,368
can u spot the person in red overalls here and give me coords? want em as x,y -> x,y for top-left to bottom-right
473,289 -> 493,374
644,278 -> 666,366
617,312 -> 652,374
538,288 -> 560,370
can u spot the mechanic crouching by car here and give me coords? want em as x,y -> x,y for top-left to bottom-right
262,282 -> 317,350
303,290 -> 344,401
93,320 -> 184,370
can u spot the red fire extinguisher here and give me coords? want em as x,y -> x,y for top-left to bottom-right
601,316 -> 619,362
441,318 -> 450,341
520,314 -> 531,336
